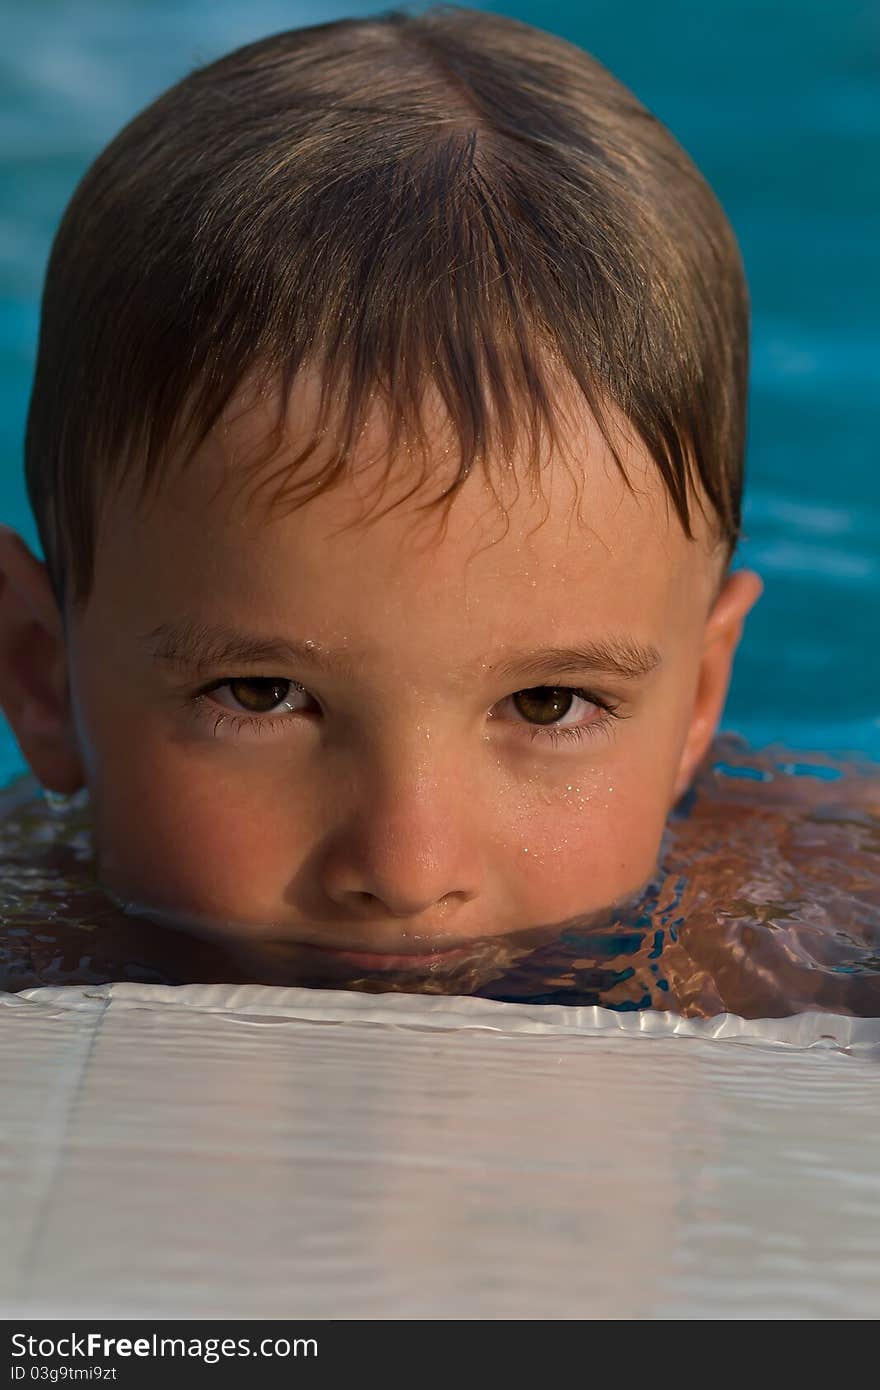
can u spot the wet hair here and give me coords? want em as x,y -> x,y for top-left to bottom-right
25,3 -> 749,616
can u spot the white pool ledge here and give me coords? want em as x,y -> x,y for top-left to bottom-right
3,982 -> 880,1320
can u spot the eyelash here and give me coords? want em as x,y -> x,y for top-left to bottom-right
189,679 -> 624,747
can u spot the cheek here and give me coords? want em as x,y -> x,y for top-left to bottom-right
86,738 -> 300,920
501,755 -> 674,916
494,722 -> 672,917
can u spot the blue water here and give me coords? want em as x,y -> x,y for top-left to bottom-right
1,0 -> 878,783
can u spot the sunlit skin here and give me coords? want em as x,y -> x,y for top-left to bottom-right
0,368 -> 763,987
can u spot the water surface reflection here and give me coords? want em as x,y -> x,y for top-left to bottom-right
2,733 -> 878,1018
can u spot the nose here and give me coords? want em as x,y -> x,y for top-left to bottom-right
317,744 -> 482,922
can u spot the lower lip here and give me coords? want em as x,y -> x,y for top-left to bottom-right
306,944 -> 472,971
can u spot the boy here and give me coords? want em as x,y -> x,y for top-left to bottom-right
0,6 -> 766,996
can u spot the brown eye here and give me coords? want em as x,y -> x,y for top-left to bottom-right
512,687 -> 578,725
226,678 -> 291,713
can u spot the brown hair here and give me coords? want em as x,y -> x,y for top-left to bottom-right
25,3 -> 749,616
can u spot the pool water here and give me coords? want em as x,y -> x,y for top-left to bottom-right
3,732 -> 878,1015
1,2 -> 878,1013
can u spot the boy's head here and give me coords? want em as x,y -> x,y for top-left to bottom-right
0,6 -> 761,982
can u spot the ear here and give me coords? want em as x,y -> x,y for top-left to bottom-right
671,567 -> 764,803
0,524 -> 85,794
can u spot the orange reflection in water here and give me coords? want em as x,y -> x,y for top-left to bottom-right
2,733 -> 879,1019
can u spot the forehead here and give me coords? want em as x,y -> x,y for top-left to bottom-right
96,367 -> 718,639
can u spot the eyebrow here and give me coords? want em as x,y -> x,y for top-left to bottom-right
140,618 -> 662,685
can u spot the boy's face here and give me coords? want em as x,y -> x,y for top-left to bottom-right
2,371 -> 762,986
